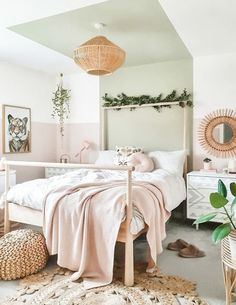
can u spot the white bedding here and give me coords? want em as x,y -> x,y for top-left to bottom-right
5,169 -> 186,234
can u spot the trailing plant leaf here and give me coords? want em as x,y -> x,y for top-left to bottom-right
102,89 -> 192,110
51,74 -> 71,137
230,182 -> 236,197
210,192 -> 228,208
218,179 -> 227,198
212,223 -> 231,243
193,212 -> 217,224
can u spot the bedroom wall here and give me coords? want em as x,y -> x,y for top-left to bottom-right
100,59 -> 193,155
0,62 -> 56,182
193,53 -> 236,171
58,72 -> 100,164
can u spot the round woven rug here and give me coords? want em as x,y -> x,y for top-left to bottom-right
0,267 -> 209,305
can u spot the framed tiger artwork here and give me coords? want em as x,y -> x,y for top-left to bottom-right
2,105 -> 31,154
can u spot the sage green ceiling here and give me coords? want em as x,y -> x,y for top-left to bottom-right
10,0 -> 191,67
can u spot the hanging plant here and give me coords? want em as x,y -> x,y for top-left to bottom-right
51,73 -> 71,136
102,89 -> 192,111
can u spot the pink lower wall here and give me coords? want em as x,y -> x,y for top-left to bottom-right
0,120 -> 99,183
0,121 -> 57,183
56,123 -> 100,164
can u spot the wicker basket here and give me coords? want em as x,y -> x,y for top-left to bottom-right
221,230 -> 236,305
0,229 -> 49,280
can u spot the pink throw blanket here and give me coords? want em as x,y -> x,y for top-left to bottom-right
43,181 -> 170,289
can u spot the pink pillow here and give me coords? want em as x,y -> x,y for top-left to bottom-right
127,152 -> 154,172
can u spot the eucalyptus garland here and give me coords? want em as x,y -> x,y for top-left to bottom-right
51,73 -> 71,136
102,89 -> 192,111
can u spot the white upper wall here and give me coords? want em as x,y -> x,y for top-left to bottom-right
0,62 -> 55,123
63,72 -> 100,124
194,53 -> 236,118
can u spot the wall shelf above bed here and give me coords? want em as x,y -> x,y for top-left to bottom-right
102,100 -> 190,110
102,90 -> 192,112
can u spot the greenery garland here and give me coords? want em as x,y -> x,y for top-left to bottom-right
102,89 -> 192,111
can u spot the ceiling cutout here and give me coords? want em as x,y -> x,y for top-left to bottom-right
9,0 -> 191,69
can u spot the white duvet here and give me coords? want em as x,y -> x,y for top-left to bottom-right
5,169 -> 186,234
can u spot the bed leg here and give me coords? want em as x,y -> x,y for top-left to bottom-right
124,168 -> 134,286
124,232 -> 134,286
4,209 -> 10,235
4,164 -> 10,235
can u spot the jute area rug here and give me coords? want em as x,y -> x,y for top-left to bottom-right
0,266 -> 209,305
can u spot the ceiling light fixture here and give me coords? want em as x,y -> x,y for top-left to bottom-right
73,23 -> 125,76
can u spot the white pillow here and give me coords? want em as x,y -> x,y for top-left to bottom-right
95,150 -> 116,165
148,150 -> 186,176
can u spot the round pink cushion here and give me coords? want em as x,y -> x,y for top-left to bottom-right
127,152 -> 154,172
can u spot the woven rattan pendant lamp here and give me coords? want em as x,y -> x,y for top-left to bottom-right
73,23 -> 125,76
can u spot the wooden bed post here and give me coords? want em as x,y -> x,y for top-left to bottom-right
4,163 -> 10,234
124,168 -> 134,286
100,107 -> 106,150
183,106 -> 188,177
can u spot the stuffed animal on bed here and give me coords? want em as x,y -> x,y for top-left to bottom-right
127,152 -> 154,172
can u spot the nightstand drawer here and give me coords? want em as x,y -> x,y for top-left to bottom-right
187,201 -> 225,222
188,175 -> 218,190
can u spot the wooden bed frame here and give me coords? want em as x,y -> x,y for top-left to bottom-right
3,161 -> 143,286
3,101 -> 191,287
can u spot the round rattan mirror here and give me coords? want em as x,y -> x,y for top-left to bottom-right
198,109 -> 236,158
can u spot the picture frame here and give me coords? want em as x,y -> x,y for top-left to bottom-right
2,104 -> 31,154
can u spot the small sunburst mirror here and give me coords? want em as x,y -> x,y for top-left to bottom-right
198,109 -> 236,158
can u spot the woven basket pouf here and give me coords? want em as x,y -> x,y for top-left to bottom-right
0,229 -> 49,280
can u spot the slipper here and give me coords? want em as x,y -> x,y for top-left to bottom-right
167,239 -> 189,251
178,244 -> 205,258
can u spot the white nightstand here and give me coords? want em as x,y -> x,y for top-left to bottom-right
187,171 -> 236,225
0,170 -> 16,195
45,167 -> 78,178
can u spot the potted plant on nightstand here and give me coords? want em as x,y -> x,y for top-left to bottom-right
203,157 -> 212,170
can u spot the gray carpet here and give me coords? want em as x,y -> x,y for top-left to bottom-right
0,220 -> 230,305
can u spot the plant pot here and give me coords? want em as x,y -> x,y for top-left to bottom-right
203,161 -> 212,170
228,231 -> 236,261
222,230 -> 236,268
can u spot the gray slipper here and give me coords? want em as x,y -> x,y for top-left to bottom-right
167,239 -> 189,251
178,244 -> 205,258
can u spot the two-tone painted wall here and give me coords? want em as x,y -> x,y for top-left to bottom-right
0,62 -> 56,182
